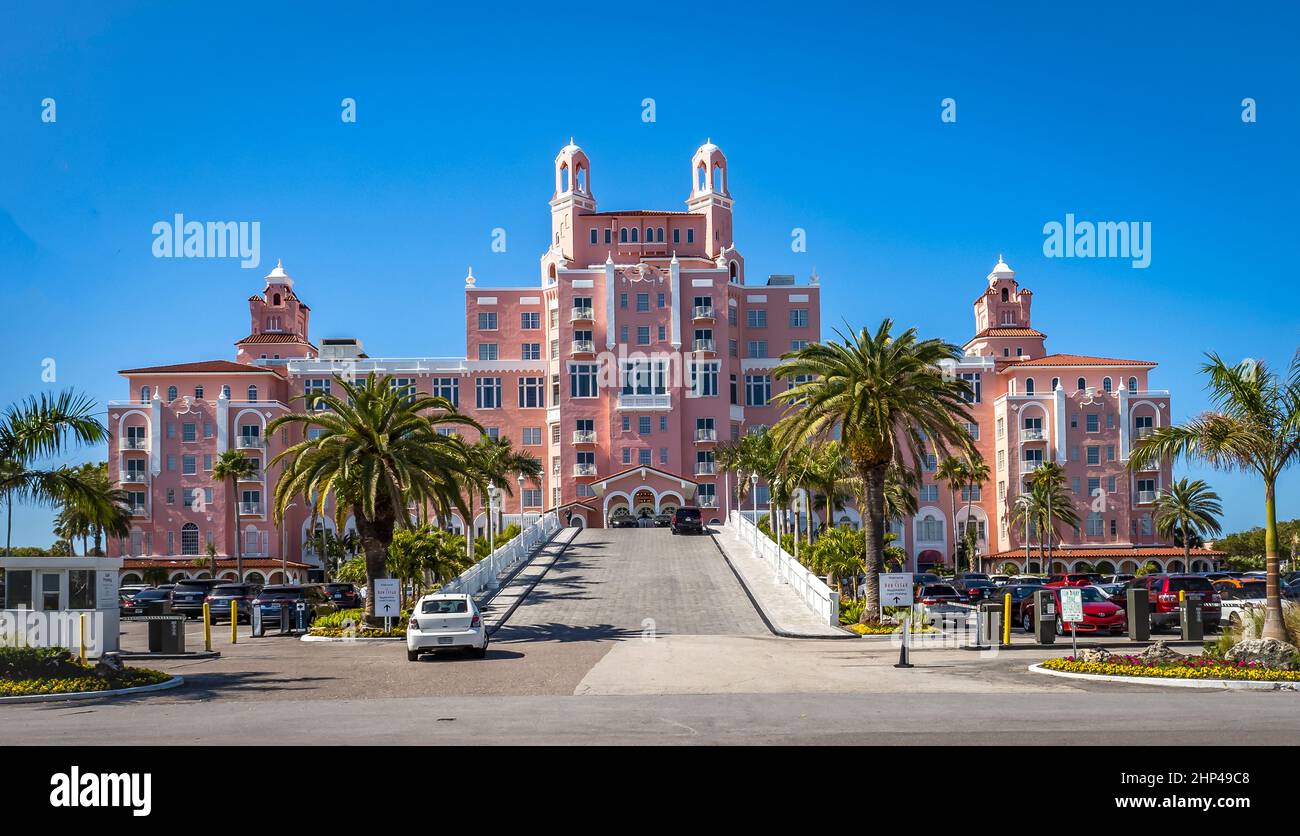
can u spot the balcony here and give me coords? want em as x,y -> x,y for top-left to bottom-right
695,461 -> 717,476
129,505 -> 149,518
692,306 -> 715,322
120,471 -> 148,483
570,307 -> 595,322
1134,427 -> 1155,440
571,339 -> 596,355
697,495 -> 718,508
573,463 -> 597,478
1020,428 -> 1045,442
238,470 -> 264,482
238,502 -> 264,516
1021,461 -> 1044,475
694,428 -> 717,443
572,430 -> 597,445
692,339 -> 716,354
119,437 -> 149,451
1136,490 -> 1156,505
235,436 -> 264,449
617,393 -> 671,411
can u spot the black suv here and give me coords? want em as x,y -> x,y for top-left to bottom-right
205,583 -> 261,624
170,579 -> 233,618
251,585 -> 339,628
324,582 -> 362,608
670,507 -> 705,535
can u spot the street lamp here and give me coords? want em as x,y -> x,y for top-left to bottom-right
517,473 -> 525,526
749,471 -> 759,552
792,488 -> 806,563
486,483 -> 499,555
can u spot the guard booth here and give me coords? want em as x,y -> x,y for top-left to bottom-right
0,556 -> 122,656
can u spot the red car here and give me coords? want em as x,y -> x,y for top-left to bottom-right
1044,573 -> 1102,588
1020,586 -> 1125,634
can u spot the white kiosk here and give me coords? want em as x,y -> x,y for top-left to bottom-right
0,556 -> 122,656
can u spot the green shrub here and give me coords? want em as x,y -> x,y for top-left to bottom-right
0,647 -> 169,695
838,597 -> 866,624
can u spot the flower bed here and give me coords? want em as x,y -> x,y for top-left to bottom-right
843,622 -> 938,636
1043,655 -> 1300,683
307,626 -> 406,639
0,647 -> 170,697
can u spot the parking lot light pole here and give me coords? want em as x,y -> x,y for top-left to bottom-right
487,484 -> 499,555
750,472 -> 759,552
518,473 -> 525,526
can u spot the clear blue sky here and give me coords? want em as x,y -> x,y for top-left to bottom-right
2,1 -> 1297,547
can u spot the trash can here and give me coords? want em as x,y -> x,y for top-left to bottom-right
1181,593 -> 1204,641
146,600 -> 174,652
1126,587 -> 1150,641
979,602 -> 1004,646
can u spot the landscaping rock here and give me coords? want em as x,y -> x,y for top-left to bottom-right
1137,640 -> 1184,664
1224,638 -> 1299,670
1078,647 -> 1112,663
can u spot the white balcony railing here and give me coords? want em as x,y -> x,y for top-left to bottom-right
236,436 -> 263,449
238,502 -> 264,516
119,437 -> 149,451
692,339 -> 716,353
120,471 -> 147,483
1021,460 -> 1044,474
1020,428 -> 1045,441
1134,427 -> 1154,440
695,428 -> 717,442
570,307 -> 595,322
438,511 -> 561,599
129,505 -> 149,517
573,463 -> 597,477
238,470 -> 264,482
730,510 -> 839,626
695,462 -> 717,476
572,430 -> 597,444
692,306 -> 715,320
1137,490 -> 1156,504
571,339 -> 595,354
697,495 -> 718,508
617,393 -> 671,410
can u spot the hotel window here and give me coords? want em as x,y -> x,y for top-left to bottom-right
919,485 -> 940,502
248,384 -> 259,402
1071,414 -> 1078,428
182,455 -> 197,475
996,450 -> 1005,471
304,379 -> 330,410
1071,477 -> 1080,494
622,416 -> 630,432
166,488 -> 175,505
730,374 -> 738,405
167,386 -> 178,401
1106,413 -> 1115,429
194,385 -> 204,399
728,307 -> 737,326
959,373 -> 982,403
659,416 -> 667,431
167,454 -> 176,471
923,454 -> 938,472
522,488 -> 542,507
1086,446 -> 1100,465
687,229 -> 695,243
1086,512 -> 1104,536
630,228 -> 638,243
637,326 -> 651,345
517,377 -> 545,408
961,485 -> 981,502
1070,446 -> 1079,461
475,377 -> 502,409
744,374 -> 771,407
549,308 -> 559,329
182,422 -> 197,442
432,377 -> 459,407
1107,445 -> 1116,462
479,343 -> 499,361
620,326 -> 629,343
1102,377 -> 1113,392
673,229 -> 680,244
603,229 -> 611,245
576,483 -> 595,498
391,378 -> 416,403
522,428 -> 542,446
623,448 -> 631,464
590,229 -> 598,244
553,424 -> 563,444
689,361 -> 719,397
917,515 -> 944,542
203,421 -> 213,439
746,309 -> 767,328
521,312 -> 540,330
636,293 -> 650,312
748,341 -> 768,358
167,423 -> 175,439
1086,414 -> 1099,432
729,339 -> 738,357
638,449 -> 652,466
790,340 -> 809,351
574,296 -> 593,313
1088,477 -> 1101,497
620,359 -> 668,395
478,312 -> 497,331
181,524 -> 200,556
1128,376 -> 1138,392
551,338 -> 560,356
620,293 -> 628,309
203,454 -> 212,471
1051,377 -> 1059,390
789,309 -> 808,328
1076,377 -> 1086,391
996,417 -> 1005,438
1025,378 -> 1035,395
658,325 -> 666,341
659,447 -> 669,464
140,386 -> 151,402
485,427 -> 499,440
522,343 -> 541,360
966,422 -> 980,440
569,364 -> 599,398
551,374 -> 560,403
638,416 -> 652,435
657,293 -> 665,308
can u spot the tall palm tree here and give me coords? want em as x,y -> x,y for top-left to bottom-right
935,455 -> 968,572
1130,352 -> 1300,640
1153,478 -> 1223,569
716,427 -> 779,522
212,449 -> 258,578
802,441 -> 853,539
1,390 -> 110,556
55,461 -> 131,556
771,320 -> 974,621
1029,461 -> 1072,566
461,436 -> 542,559
268,374 -> 479,620
961,454 -> 991,571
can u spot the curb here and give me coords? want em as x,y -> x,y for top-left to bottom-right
0,675 -> 184,705
119,651 -> 221,660
485,526 -> 581,635
1027,663 -> 1300,691
300,634 -> 404,643
710,532 -> 856,640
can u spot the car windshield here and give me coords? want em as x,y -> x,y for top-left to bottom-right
1168,577 -> 1215,593
421,599 -> 469,614
325,585 -> 352,592
174,583 -> 211,592
925,585 -> 958,596
211,586 -> 246,595
1079,587 -> 1108,603
257,589 -> 304,600
1223,583 -> 1266,600
676,510 -> 700,519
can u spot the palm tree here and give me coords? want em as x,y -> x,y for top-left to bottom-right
461,436 -> 542,559
268,374 -> 479,620
801,441 -> 853,540
1,390 -> 111,556
1028,461 -> 1074,566
212,449 -> 258,578
716,427 -> 780,526
771,320 -> 974,622
1130,353 -> 1300,641
935,455 -> 967,572
55,461 -> 131,556
1153,478 -> 1224,569
961,454 -> 991,571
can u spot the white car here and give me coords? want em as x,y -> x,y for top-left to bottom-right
1217,581 -> 1295,629
407,593 -> 488,661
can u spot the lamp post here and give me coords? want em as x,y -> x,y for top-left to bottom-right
750,472 -> 759,552
280,501 -> 296,583
517,473 -> 525,527
487,483 -> 499,555
792,488 -> 806,563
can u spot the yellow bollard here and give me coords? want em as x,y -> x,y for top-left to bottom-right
1003,592 -> 1012,646
79,613 -> 87,664
203,602 -> 212,652
231,601 -> 238,644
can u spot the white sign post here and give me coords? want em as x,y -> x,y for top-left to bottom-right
374,578 -> 401,631
1059,587 -> 1083,657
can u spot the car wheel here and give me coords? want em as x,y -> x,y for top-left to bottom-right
473,637 -> 488,659
407,649 -> 420,662
1055,616 -> 1064,636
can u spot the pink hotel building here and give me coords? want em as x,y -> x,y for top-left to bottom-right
106,140 -> 1212,584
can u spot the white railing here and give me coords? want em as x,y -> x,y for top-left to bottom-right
729,510 -> 839,626
236,436 -> 263,449
1021,460 -> 1044,474
617,393 -> 671,410
440,511 -> 561,598
695,462 -> 717,475
239,502 -> 264,515
573,430 -> 597,444
695,428 -> 717,442
692,306 -> 715,320
570,307 -> 594,321
1020,428 -> 1045,441
573,463 -> 597,477
698,495 -> 718,508
1137,490 -> 1156,504
693,339 -> 716,353
571,339 -> 596,354
1134,427 -> 1154,440
119,437 -> 149,450
120,471 -> 147,483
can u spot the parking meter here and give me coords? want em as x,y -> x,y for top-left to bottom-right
1033,589 -> 1056,644
1181,592 -> 1203,641
1126,587 -> 1150,641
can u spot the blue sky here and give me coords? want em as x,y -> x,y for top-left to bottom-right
2,1 -> 1297,547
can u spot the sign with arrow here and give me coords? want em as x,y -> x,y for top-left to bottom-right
880,573 -> 914,607
374,579 -> 401,618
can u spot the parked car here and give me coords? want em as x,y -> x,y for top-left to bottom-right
1021,585 -> 1126,634
1009,575 -> 1046,586
1094,582 -> 1129,606
120,587 -> 170,616
1198,571 -> 1241,581
250,585 -> 338,628
1045,573 -> 1102,587
670,507 -> 705,535
1101,574 -> 1135,585
1127,574 -> 1222,632
652,512 -> 674,528
1217,580 -> 1271,629
988,574 -> 1012,586
407,593 -> 487,660
170,579 -> 234,618
953,577 -> 997,603
205,583 -> 260,624
997,584 -> 1044,625
323,582 -> 362,608
915,583 -> 965,606
912,572 -> 942,586
609,510 -> 638,528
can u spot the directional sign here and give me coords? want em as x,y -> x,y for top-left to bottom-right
879,573 -> 914,607
374,579 -> 401,617
1059,588 -> 1084,623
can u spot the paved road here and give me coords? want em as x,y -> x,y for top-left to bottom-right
493,528 -> 767,641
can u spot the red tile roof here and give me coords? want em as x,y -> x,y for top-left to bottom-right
966,327 -> 1047,341
1005,353 -> 1156,368
235,333 -> 316,347
118,360 -> 281,375
120,557 -> 313,570
987,546 -> 1224,560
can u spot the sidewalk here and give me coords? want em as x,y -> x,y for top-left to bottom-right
711,524 -> 850,638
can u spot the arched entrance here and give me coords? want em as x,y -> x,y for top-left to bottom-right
917,549 -> 944,571
632,489 -> 655,517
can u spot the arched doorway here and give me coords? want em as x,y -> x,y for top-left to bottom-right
632,489 -> 655,517
917,549 -> 943,571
